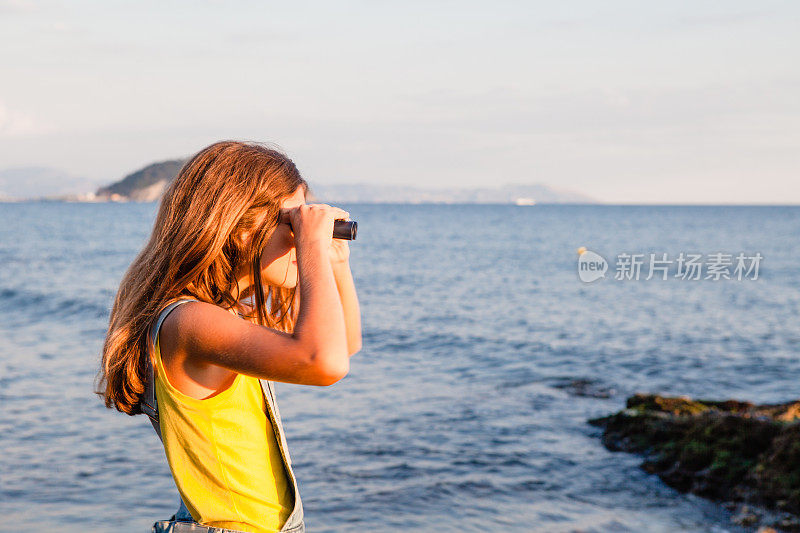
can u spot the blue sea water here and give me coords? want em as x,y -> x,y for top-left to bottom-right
0,202 -> 798,532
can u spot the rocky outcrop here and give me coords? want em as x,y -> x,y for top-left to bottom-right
589,394 -> 800,532
96,159 -> 185,201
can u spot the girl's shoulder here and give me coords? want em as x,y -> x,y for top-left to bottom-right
156,299 -> 242,401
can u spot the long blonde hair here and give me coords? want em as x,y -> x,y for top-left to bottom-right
96,140 -> 310,415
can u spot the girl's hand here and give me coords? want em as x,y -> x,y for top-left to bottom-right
281,203 -> 349,249
329,238 -> 350,265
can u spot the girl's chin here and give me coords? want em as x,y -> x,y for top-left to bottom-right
273,277 -> 298,290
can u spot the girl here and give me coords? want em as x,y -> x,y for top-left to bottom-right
96,140 -> 362,533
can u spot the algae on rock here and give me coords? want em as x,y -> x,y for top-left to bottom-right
589,393 -> 800,530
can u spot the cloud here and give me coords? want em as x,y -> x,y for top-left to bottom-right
0,101 -> 54,138
0,0 -> 34,13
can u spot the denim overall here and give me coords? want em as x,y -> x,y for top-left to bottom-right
140,298 -> 305,533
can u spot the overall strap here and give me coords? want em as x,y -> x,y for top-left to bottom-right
141,298 -> 200,439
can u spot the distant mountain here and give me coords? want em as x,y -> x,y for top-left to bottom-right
0,167 -> 101,200
0,158 -> 596,204
96,159 -> 186,201
308,182 -> 596,204
91,158 -> 595,204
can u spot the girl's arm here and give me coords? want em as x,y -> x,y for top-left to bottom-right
163,206 -> 350,387
332,260 -> 362,356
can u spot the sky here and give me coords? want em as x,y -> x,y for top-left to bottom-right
0,0 -> 798,204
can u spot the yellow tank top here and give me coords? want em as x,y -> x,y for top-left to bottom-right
154,330 -> 294,532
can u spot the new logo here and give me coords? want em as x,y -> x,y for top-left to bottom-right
577,247 -> 607,283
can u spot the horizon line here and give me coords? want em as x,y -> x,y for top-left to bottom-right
1,199 -> 799,207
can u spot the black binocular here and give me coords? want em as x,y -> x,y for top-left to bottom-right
332,219 -> 357,240
280,215 -> 357,240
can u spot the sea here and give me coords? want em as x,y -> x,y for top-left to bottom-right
1,202 -> 798,532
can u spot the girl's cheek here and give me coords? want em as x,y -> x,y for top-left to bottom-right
283,229 -> 295,248
270,225 -> 292,249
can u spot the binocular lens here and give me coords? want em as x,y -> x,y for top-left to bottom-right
333,220 -> 357,240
